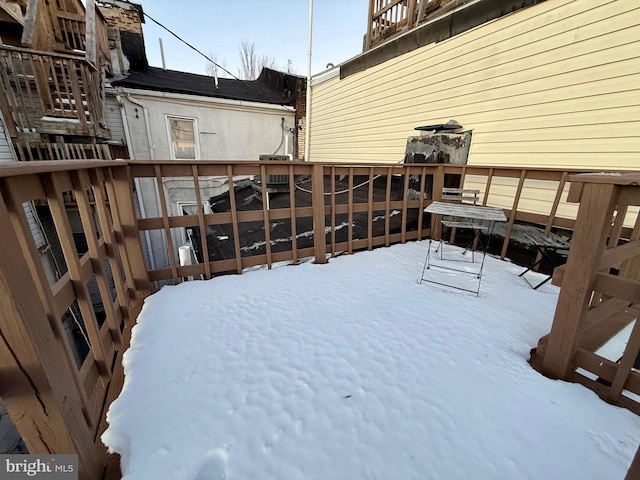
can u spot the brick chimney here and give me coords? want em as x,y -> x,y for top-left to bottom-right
97,0 -> 148,75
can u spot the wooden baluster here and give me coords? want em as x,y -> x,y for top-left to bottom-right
192,165 -> 212,279
500,170 -> 526,260
289,163 -> 298,264
312,163 -> 327,264
227,165 -> 243,274
260,164 -> 273,269
153,165 -> 178,283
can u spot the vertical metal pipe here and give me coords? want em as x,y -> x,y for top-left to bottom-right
304,0 -> 313,162
159,38 -> 167,71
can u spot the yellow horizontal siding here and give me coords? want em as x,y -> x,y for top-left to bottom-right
314,9 -> 639,109
310,0 -> 640,173
463,175 -> 581,220
313,75 -> 640,133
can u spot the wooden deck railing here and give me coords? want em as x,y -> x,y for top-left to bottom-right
0,45 -> 108,139
0,160 -> 147,479
133,161 -> 606,286
365,0 -> 449,49
0,159 -> 637,478
531,173 -> 640,416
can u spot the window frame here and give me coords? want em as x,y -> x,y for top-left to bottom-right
165,115 -> 201,160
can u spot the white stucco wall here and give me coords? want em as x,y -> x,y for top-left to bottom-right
117,87 -> 296,271
119,88 -> 295,162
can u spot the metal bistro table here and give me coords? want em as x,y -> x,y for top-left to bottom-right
419,201 -> 507,295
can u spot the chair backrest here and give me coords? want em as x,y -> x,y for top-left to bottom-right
442,188 -> 480,205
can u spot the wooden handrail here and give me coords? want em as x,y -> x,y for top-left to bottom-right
0,159 -> 125,178
0,44 -> 96,67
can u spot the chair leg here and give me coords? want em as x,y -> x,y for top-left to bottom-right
420,239 -> 432,282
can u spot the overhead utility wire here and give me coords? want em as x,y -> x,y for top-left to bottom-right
142,11 -> 292,110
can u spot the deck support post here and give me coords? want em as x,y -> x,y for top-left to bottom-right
312,163 -> 327,264
541,182 -> 617,379
626,444 -> 640,480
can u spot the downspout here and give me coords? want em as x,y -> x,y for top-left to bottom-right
124,92 -> 156,160
119,91 -> 170,269
115,92 -> 156,269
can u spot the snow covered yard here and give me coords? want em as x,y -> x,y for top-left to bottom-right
102,241 -> 640,480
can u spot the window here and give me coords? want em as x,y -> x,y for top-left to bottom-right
167,117 -> 199,160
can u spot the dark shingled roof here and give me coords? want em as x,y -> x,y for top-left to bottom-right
112,66 -> 302,106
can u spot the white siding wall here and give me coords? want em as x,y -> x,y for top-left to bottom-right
310,0 -> 640,171
104,93 -> 127,146
0,114 -> 16,162
121,91 -> 295,162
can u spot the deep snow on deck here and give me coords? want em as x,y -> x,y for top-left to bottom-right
102,241 -> 640,480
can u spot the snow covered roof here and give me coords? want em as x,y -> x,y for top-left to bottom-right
102,241 -> 640,479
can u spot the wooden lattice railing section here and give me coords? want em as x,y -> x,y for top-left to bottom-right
133,162 -> 600,286
531,173 -> 640,415
0,160 -> 149,480
0,45 -> 108,139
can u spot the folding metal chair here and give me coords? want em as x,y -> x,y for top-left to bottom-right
436,188 -> 485,262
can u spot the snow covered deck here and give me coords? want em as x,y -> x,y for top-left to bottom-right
102,242 -> 640,480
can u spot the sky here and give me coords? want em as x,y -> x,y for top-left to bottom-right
138,0 -> 370,78
102,240 -> 640,479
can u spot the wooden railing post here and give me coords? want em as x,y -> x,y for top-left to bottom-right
312,163 -> 327,264
626,445 -> 640,480
0,191 -> 102,479
110,165 -> 152,299
366,0 -> 374,50
541,181 -> 618,379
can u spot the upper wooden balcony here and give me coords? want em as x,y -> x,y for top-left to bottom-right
365,0 -> 453,50
0,159 -> 638,478
0,0 -> 111,145
0,45 -> 110,140
21,0 -> 110,62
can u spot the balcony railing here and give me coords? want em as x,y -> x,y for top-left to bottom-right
39,0 -> 111,62
0,159 -> 638,478
13,141 -> 112,161
366,0 -> 447,49
0,45 -> 109,139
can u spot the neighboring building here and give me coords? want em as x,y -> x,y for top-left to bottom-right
108,66 -> 304,271
112,67 -> 302,163
92,1 -> 306,272
308,0 -> 640,215
0,0 -> 306,272
311,0 -> 640,170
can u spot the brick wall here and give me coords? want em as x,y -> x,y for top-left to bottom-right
98,5 -> 143,34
